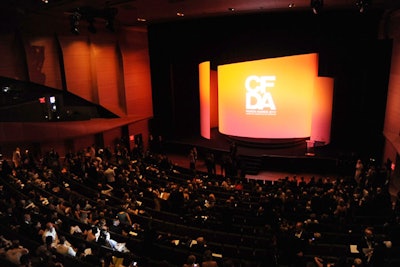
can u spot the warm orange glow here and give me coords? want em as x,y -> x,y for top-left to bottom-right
59,38 -> 94,102
120,27 -> 153,118
210,70 -> 218,128
200,53 -> 334,141
311,77 -> 334,144
199,61 -> 211,139
218,53 -> 318,138
92,43 -> 120,112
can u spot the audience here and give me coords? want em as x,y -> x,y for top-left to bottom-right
41,222 -> 60,247
4,239 -> 30,266
0,143 -> 396,267
287,221 -> 314,267
356,226 -> 391,267
35,235 -> 54,260
54,235 -> 76,257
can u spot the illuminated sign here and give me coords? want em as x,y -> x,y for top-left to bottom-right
245,75 -> 276,115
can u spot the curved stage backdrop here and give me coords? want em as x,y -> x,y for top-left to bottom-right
200,53 -> 334,145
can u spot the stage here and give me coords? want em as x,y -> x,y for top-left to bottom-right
163,128 -> 352,176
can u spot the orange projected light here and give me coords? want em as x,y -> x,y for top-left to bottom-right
311,77 -> 334,144
218,53 -> 319,139
199,61 -> 211,139
200,53 -> 333,142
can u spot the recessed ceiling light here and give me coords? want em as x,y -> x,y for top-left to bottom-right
288,3 -> 295,8
137,18 -> 146,22
228,8 -> 235,12
176,12 -> 185,17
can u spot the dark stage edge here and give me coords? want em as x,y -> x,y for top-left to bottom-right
164,129 -> 349,176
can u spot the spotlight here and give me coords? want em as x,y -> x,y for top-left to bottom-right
356,0 -> 369,13
67,6 -> 118,34
310,0 -> 323,14
70,10 -> 81,35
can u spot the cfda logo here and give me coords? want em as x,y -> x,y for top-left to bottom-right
245,75 -> 276,115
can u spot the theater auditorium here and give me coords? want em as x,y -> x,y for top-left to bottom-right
1,0 -> 400,266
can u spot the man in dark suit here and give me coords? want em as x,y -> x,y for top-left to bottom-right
18,212 -> 42,243
356,226 -> 389,267
289,221 -> 314,267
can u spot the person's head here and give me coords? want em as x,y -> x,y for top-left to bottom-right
24,213 -> 31,222
196,237 -> 205,246
353,257 -> 364,267
19,253 -> 31,266
202,249 -> 213,261
59,236 -> 66,245
46,222 -> 54,230
222,258 -> 236,267
295,221 -> 304,233
76,242 -> 86,254
113,217 -> 120,226
45,235 -> 53,246
186,254 -> 196,264
91,226 -> 98,233
364,227 -> 374,240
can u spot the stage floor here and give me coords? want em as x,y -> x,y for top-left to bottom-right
163,129 -> 351,177
162,129 -> 400,201
167,152 -> 331,182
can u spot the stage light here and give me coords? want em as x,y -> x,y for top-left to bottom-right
310,0 -> 323,14
67,6 -> 117,34
356,0 -> 369,13
70,10 -> 81,35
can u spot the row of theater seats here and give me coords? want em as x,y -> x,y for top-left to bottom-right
0,160 -> 277,266
1,151 -> 400,267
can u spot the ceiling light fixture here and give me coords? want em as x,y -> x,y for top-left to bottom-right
356,0 -> 369,13
67,6 -> 118,34
310,0 -> 324,14
70,10 -> 81,35
310,0 -> 323,14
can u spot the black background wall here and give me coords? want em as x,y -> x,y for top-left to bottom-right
148,8 -> 392,160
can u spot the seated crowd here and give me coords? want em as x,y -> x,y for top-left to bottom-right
0,141 -> 398,267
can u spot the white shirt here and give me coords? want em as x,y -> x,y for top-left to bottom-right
55,243 -> 76,257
